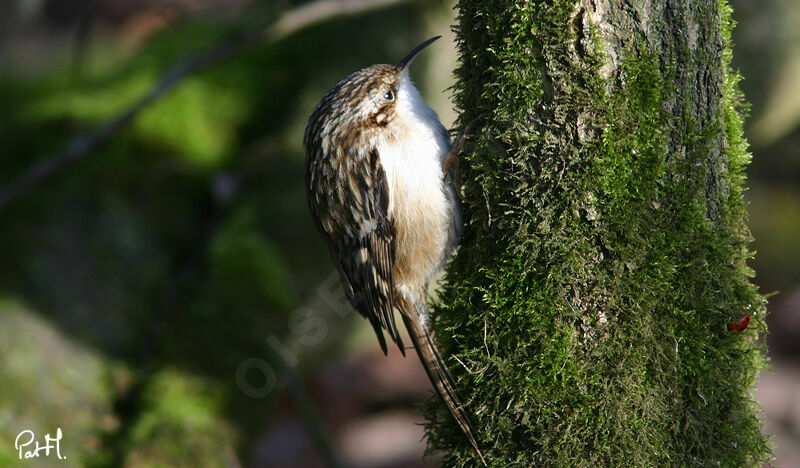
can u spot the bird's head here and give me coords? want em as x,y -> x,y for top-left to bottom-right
306,36 -> 441,144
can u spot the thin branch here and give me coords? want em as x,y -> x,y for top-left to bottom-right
0,0 -> 411,213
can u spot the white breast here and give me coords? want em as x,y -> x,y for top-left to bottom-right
376,75 -> 457,290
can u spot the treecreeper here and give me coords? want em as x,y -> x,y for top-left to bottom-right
303,36 -> 486,465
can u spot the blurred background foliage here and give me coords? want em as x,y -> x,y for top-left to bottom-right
0,0 -> 797,466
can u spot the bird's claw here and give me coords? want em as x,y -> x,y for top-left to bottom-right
443,116 -> 483,204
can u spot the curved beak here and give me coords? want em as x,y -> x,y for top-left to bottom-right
396,36 -> 441,72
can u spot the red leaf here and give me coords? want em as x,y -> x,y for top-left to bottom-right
727,314 -> 751,332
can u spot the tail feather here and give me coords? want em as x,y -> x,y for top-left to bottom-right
401,312 -> 488,466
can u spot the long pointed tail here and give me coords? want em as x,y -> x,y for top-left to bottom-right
401,309 -> 487,466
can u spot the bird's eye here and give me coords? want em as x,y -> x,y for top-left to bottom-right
383,90 -> 394,101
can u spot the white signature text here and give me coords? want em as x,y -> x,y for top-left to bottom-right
15,428 -> 65,460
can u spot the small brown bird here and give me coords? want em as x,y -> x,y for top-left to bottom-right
304,37 -> 485,464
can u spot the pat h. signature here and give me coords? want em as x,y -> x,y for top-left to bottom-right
15,428 -> 65,460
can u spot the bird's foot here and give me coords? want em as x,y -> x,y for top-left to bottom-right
443,117 -> 483,204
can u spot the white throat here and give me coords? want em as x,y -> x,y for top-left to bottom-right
377,75 -> 451,211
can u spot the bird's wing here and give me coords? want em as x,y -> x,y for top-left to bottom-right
308,146 -> 403,355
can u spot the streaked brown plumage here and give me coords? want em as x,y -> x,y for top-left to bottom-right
303,37 -> 486,464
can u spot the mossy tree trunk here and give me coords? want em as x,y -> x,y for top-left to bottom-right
429,1 -> 772,466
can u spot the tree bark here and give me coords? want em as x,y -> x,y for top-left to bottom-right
429,0 -> 772,465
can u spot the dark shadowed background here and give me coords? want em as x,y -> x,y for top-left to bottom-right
0,0 -> 797,466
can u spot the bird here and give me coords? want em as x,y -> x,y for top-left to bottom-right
303,36 -> 486,464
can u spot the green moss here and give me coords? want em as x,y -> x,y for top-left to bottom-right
0,299 -> 117,467
122,369 -> 236,468
426,0 -> 771,466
